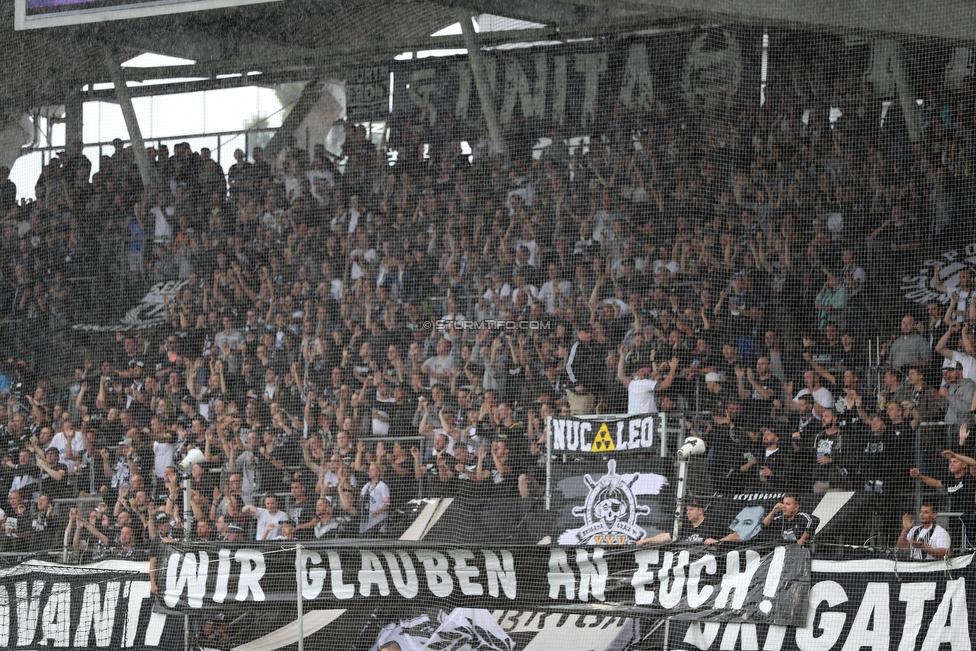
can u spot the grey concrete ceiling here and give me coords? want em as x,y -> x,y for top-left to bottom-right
2,0 -> 976,112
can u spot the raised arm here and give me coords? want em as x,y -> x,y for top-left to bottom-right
301,439 -> 323,475
943,446 -> 976,469
896,513 -> 914,549
35,451 -> 66,481
763,502 -> 783,528
76,514 -> 109,544
935,321 -> 960,360
802,352 -> 837,386
961,324 -> 975,356
74,380 -> 88,413
932,264 -> 949,295
657,357 -> 681,392
474,445 -> 491,482
616,345 -> 632,388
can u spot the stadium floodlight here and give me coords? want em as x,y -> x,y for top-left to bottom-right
673,436 -> 705,540
16,0 -> 283,31
677,435 -> 706,460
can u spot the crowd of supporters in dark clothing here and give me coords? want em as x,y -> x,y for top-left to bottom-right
1,75 -> 976,558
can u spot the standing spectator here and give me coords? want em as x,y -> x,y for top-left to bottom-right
411,445 -> 455,498
814,269 -> 848,330
904,367 -> 947,474
940,361 -> 975,429
312,497 -> 351,539
32,444 -> 70,500
790,370 -> 833,420
807,409 -> 851,494
113,525 -> 140,558
288,480 -> 316,540
69,507 -> 112,561
616,347 -> 679,414
761,494 -> 817,546
565,324 -> 604,395
538,264 -> 573,314
897,504 -> 950,560
359,462 -> 390,535
242,496 -> 289,541
910,453 -> 976,513
233,432 -> 261,505
855,413 -> 911,542
887,315 -> 931,372
933,264 -> 975,324
876,368 -> 910,411
2,490 -> 29,551
906,368 -> 942,429
735,356 -> 782,420
148,511 -> 180,545
227,149 -> 251,204
707,402 -> 755,494
840,249 -> 866,328
109,435 -> 143,495
214,317 -> 245,374
923,301 -> 951,384
934,321 -> 976,383
213,472 -> 247,525
421,339 -> 456,388
48,418 -> 84,497
756,428 -> 792,491
700,371 -> 732,414
8,449 -> 41,499
149,416 -> 176,499
250,146 -> 272,187
28,494 -> 60,552
715,271 -> 763,360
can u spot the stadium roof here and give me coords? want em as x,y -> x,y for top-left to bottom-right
2,0 -> 976,112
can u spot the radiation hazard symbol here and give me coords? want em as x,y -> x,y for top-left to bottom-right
591,423 -> 616,452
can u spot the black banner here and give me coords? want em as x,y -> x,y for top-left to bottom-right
391,29 -> 757,133
0,561 -> 156,649
346,65 -> 390,122
552,457 -> 673,545
547,419 -> 799,546
550,415 -> 664,454
340,606 -> 640,651
667,553 -> 974,651
2,550 -> 973,651
158,544 -> 810,627
72,279 -> 188,332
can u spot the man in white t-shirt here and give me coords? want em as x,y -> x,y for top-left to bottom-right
48,419 -> 86,473
617,346 -> 680,414
482,272 -> 512,310
537,264 -> 573,314
791,370 -> 833,420
935,321 -> 976,383
149,417 -> 175,495
243,496 -> 290,541
422,338 -> 456,388
897,504 -> 950,560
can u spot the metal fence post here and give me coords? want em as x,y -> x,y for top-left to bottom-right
544,415 -> 552,511
296,543 -> 304,651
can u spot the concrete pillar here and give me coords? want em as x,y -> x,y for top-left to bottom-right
888,40 -> 920,143
64,89 -> 83,149
103,44 -> 153,194
457,8 -> 506,156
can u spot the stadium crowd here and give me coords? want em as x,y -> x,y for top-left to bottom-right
1,76 -> 976,559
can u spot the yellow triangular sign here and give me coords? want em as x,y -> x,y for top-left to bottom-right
592,423 -> 616,452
